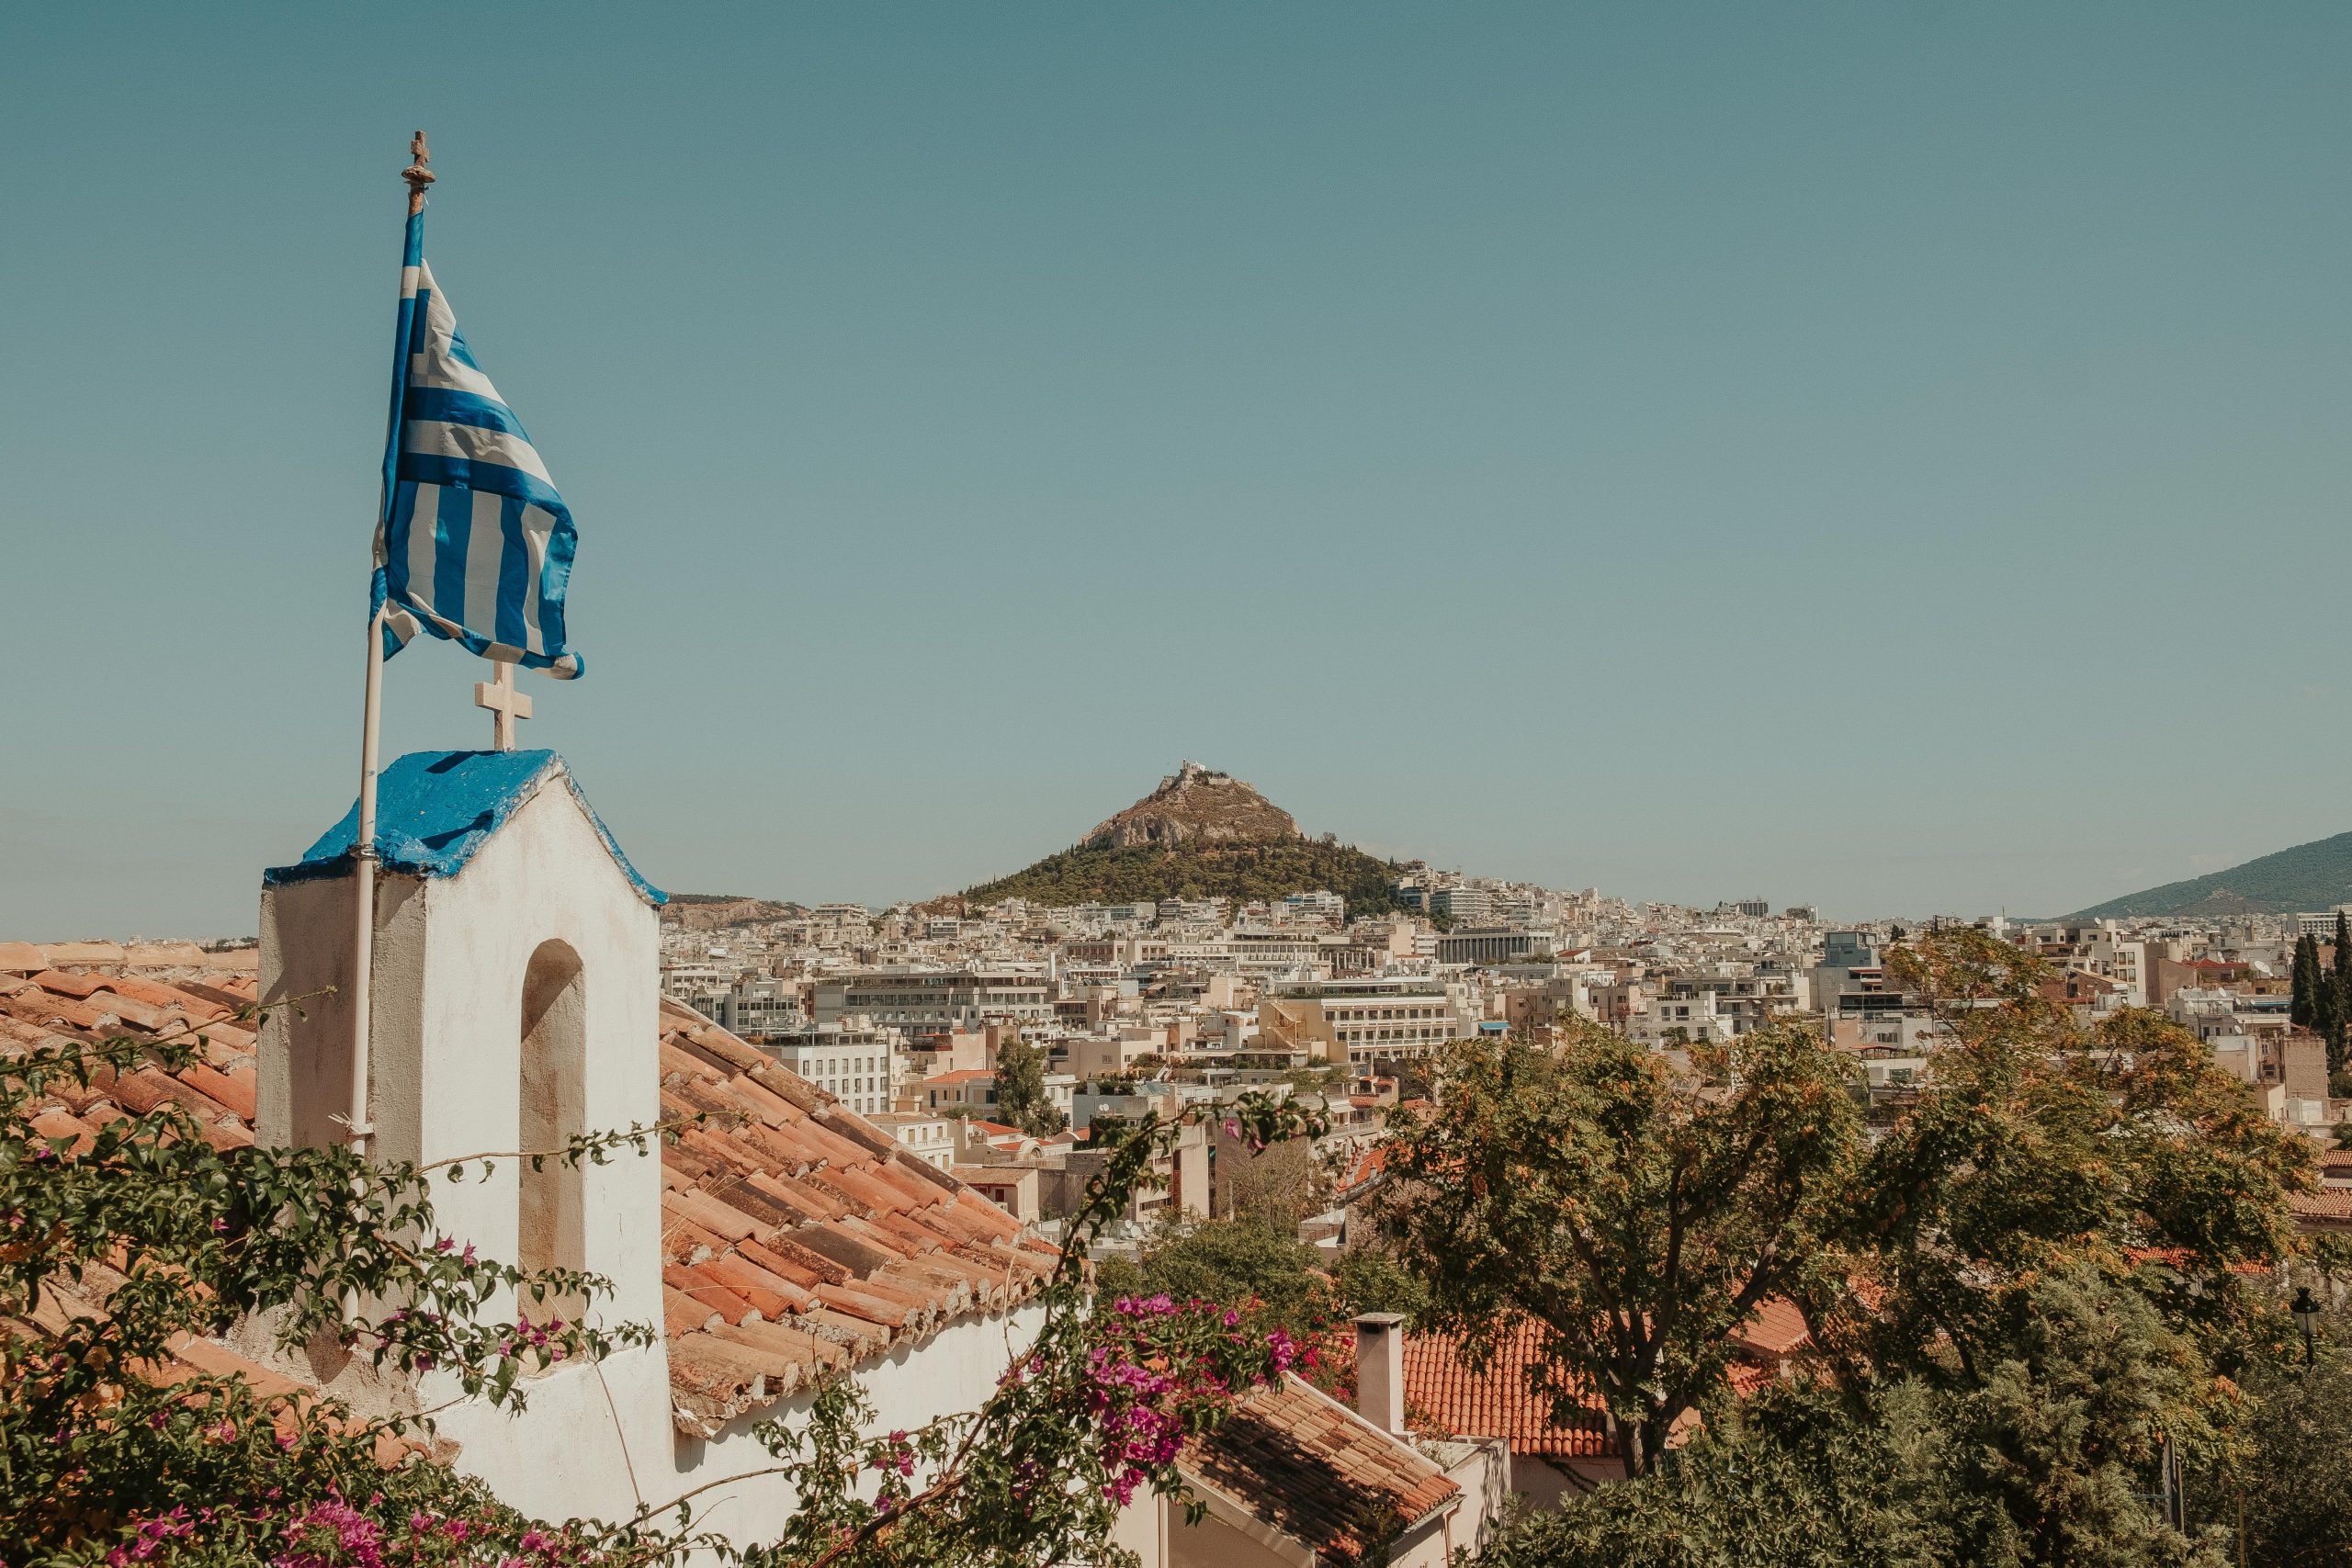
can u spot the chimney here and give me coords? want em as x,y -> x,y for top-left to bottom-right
1354,1313 -> 1407,1433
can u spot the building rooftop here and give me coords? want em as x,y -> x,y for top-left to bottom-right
2,958 -> 1057,1440
266,749 -> 664,907
1401,1320 -> 1614,1460
1182,1373 -> 1460,1566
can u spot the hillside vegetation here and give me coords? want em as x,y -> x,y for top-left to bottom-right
963,840 -> 1411,916
2069,829 -> 2352,919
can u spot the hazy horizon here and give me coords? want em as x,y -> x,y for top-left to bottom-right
3,757 -> 2319,941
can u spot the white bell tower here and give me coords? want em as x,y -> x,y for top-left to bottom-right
256,749 -> 665,1337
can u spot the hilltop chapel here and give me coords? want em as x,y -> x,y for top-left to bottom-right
4,736 -> 1501,1566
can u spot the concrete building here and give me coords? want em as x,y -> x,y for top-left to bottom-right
1430,886 -> 1493,924
1435,927 -> 1559,966
952,1163 -> 1041,1222
1630,990 -> 1736,1047
1258,976 -> 1472,1070
864,1111 -> 958,1170
761,1023 -> 899,1117
812,968 -> 1054,1039
718,976 -> 805,1039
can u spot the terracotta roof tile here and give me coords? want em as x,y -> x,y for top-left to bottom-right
6,964 -> 1057,1440
30,970 -> 114,999
662,1286 -> 719,1337
178,1063 -> 255,1122
1182,1375 -> 1459,1566
1401,1321 -> 1615,1459
2290,1188 -> 2352,1224
1735,1297 -> 1810,1359
735,1237 -> 833,1290
663,1265 -> 756,1326
701,1253 -> 817,1314
745,1168 -> 847,1224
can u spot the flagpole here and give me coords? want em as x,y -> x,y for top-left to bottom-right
348,131 -> 435,1154
350,601 -> 383,1152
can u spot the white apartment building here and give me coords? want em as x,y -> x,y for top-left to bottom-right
1283,890 -> 1347,923
866,1111 -> 958,1170
1630,991 -> 1736,1047
1161,931 -> 1325,976
1260,976 -> 1475,1070
761,1024 -> 901,1116
1431,886 -> 1494,924
718,976 -> 804,1039
661,964 -> 732,1018
812,969 -> 1055,1038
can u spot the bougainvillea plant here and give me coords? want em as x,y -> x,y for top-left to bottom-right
2,1007 -> 1319,1566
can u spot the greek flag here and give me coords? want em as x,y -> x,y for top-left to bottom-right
370,210 -> 583,677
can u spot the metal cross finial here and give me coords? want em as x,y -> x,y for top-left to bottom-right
474,658 -> 532,750
402,130 -> 435,215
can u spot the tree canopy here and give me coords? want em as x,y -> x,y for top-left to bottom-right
962,840 -> 1410,915
1370,1017 -> 1861,1476
992,1035 -> 1067,1135
1428,927 -> 2325,1564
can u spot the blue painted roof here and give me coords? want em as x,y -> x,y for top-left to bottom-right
265,750 -> 665,906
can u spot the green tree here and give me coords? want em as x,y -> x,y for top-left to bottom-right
962,840 -> 1413,917
1462,927 -> 2318,1567
1100,1218 -> 1329,1340
1371,1020 -> 1863,1477
1835,931 -> 2311,1385
1329,1244 -> 1430,1323
2332,912 -> 2352,1072
1381,926 -> 2312,1495
2186,1330 -> 2352,1566
993,1035 -> 1067,1135
1092,1218 -> 1426,1392
1478,1267 -> 2227,1568
2291,933 -> 2320,1029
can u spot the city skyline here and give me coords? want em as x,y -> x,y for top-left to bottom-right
6,4 -> 2350,934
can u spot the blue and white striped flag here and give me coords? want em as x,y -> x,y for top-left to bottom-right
370,210 -> 584,677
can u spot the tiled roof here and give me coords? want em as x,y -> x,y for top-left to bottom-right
1400,1320 -> 1614,1459
1182,1374 -> 1459,1567
2,961 -> 1058,1439
0,964 -> 408,1458
1340,1144 -> 1387,1194
1736,1296 -> 1810,1359
1398,1304 -> 1811,1460
19,1262 -> 421,1469
642,1000 -> 1056,1434
0,941 -> 256,975
2,965 -> 265,1152
2289,1188 -> 2352,1227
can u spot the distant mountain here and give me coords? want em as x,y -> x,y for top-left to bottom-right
960,764 -> 1411,916
1084,761 -> 1303,849
2068,831 -> 2352,919
662,896 -> 808,931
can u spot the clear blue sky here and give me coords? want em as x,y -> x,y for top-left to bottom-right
4,5 -> 2347,936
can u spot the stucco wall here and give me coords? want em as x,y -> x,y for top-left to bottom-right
258,771 -> 1054,1551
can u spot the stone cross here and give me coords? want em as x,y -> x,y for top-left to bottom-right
473,658 -> 532,751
